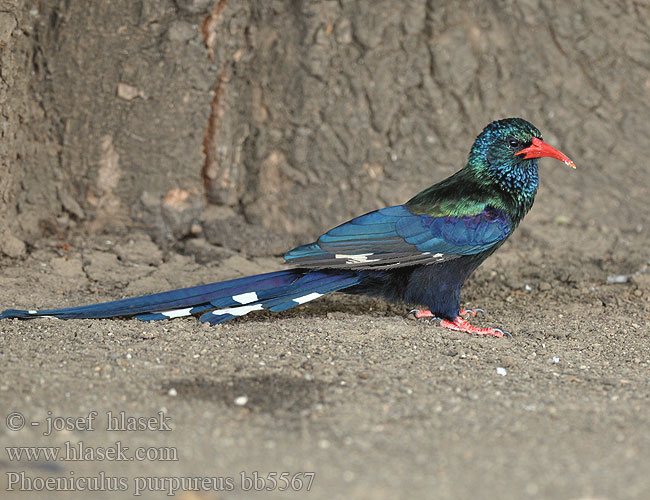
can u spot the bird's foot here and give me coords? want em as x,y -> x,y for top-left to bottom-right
407,309 -> 508,337
408,309 -> 440,320
407,307 -> 483,319
459,307 -> 485,317
440,316 -> 510,338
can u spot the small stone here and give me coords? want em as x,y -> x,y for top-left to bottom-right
234,395 -> 248,406
117,82 -> 146,100
607,274 -> 630,285
496,367 -> 507,376
167,388 -> 177,397
539,282 -> 551,291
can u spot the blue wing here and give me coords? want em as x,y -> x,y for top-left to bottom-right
284,205 -> 512,269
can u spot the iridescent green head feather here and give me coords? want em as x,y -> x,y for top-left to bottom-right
407,118 -> 574,224
468,118 -> 542,197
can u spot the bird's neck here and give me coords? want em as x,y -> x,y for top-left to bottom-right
407,162 -> 538,226
469,158 -> 539,224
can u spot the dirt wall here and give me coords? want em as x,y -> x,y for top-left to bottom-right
1,0 -> 648,256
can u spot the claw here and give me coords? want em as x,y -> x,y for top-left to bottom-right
459,307 -> 485,317
439,316 -> 510,338
408,309 -> 440,320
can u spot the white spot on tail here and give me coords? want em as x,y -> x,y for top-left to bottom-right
28,310 -> 38,315
232,292 -> 258,304
212,304 -> 264,317
293,292 -> 323,305
421,252 -> 444,257
334,253 -> 380,264
161,308 -> 193,319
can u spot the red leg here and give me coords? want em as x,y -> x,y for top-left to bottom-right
439,316 -> 509,338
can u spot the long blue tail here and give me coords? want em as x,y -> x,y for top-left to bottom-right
0,269 -> 362,325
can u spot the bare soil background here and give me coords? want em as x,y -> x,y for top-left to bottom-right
0,1 -> 649,499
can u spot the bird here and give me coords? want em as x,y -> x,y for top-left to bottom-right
0,118 -> 575,337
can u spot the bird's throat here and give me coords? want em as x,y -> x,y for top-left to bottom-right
482,159 -> 539,222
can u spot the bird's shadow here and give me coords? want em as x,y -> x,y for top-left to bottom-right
162,374 -> 330,417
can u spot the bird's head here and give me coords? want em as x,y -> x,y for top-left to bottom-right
468,117 -> 575,200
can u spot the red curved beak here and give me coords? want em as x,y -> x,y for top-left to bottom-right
515,137 -> 576,168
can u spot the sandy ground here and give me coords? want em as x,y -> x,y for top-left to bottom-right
1,1 -> 648,498
0,219 -> 649,499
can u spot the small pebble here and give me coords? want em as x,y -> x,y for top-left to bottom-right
554,215 -> 569,226
167,388 -> 177,397
607,275 -> 630,284
552,357 -> 560,364
496,367 -> 507,376
234,395 -> 248,406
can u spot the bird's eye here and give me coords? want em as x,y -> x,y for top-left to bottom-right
508,137 -> 520,148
